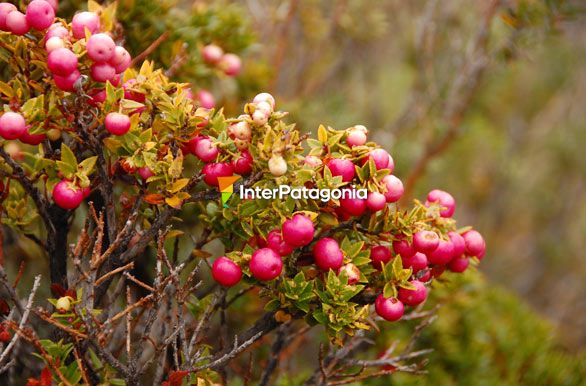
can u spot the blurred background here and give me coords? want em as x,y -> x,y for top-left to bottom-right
4,0 -> 586,383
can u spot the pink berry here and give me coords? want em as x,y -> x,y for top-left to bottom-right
364,149 -> 393,171
366,191 -> 386,212
71,11 -> 100,39
313,237 -> 344,271
338,263 -> 360,284
44,24 -> 69,41
382,175 -> 404,203
193,136 -> 219,163
45,0 -> 58,11
413,230 -> 439,254
426,239 -> 454,265
371,245 -> 391,270
232,150 -> 253,175
53,70 -> 81,92
104,112 -> 131,136
86,33 -> 116,62
47,48 -> 78,76
6,10 -> 30,35
339,192 -> 366,217
346,129 -> 367,147
0,3 -> 17,31
401,252 -> 428,273
250,248 -> 283,281
327,158 -> 355,182
45,36 -> 64,52
253,93 -> 275,109
90,62 -> 116,83
304,155 -> 322,167
448,255 -> 469,273
26,0 -> 54,30
426,189 -> 456,217
123,79 -> 146,102
266,230 -> 294,256
201,44 -> 224,64
229,121 -> 251,141
392,238 -> 416,258
219,53 -> 242,76
202,162 -> 233,187
281,214 -> 314,247
212,257 -> 242,287
448,231 -> 466,257
137,166 -> 154,180
196,89 -> 215,109
0,112 -> 26,140
52,180 -> 83,210
462,230 -> 486,259
19,127 -> 46,145
397,280 -> 427,306
375,294 -> 404,321
110,46 -> 131,73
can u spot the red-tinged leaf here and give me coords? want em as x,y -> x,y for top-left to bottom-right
26,379 -> 42,386
40,367 -> 52,386
50,284 -> 67,297
0,298 -> 10,316
145,194 -> 165,205
168,370 -> 189,386
65,289 -> 76,298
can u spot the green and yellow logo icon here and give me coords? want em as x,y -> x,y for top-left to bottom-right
217,176 -> 241,208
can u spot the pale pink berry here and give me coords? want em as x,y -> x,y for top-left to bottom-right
0,112 -> 27,140
366,191 -> 386,211
201,44 -> 223,64
86,33 -> 116,62
398,280 -> 427,306
193,136 -> 219,163
250,248 -> 283,281
268,155 -> 287,176
26,0 -> 54,30
371,245 -> 391,270
365,149 -> 393,171
282,214 -> 314,247
427,239 -> 455,265
375,295 -> 404,321
327,158 -> 355,182
6,10 -> 30,35
111,46 -> 131,73
196,89 -> 215,109
253,93 -> 275,109
426,189 -> 456,217
90,62 -> 116,82
313,237 -> 344,271
45,36 -> 64,52
212,257 -> 242,287
346,129 -> 367,147
413,230 -> 439,254
338,263 -> 360,284
47,48 -> 78,76
219,53 -> 242,76
229,121 -> 251,141
304,155 -> 322,167
382,175 -> 404,203
44,24 -> 69,41
0,3 -> 17,31
104,112 -> 131,136
53,70 -> 81,91
71,11 -> 100,39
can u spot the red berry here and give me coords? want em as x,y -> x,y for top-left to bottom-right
105,112 -> 131,136
462,230 -> 486,259
192,136 -> 219,163
5,10 -> 30,35
375,294 -> 404,321
53,70 -> 81,92
86,33 -> 116,62
196,90 -> 215,109
397,280 -> 427,306
426,189 -> 456,217
266,230 -> 294,256
88,89 -> 106,106
52,180 -> 83,210
90,62 -> 116,83
382,175 -> 404,203
202,162 -> 233,187
392,238 -> 416,258
339,191 -> 366,217
0,112 -> 27,140
448,231 -> 465,257
249,248 -> 283,281
337,263 -> 360,284
71,11 -> 100,39
0,329 -> 10,342
201,44 -> 224,64
364,149 -> 393,171
212,257 -> 242,287
401,252 -> 428,273
326,158 -> 355,182
418,269 -> 431,282
281,214 -> 314,247
110,46 -> 131,73
232,150 -> 253,175
47,48 -> 78,76
413,230 -> 439,254
19,127 -> 46,145
26,0 -> 55,30
219,53 -> 242,76
366,192 -> 386,212
448,255 -> 469,273
312,237 -> 344,271
0,3 -> 17,31
137,166 -> 154,180
370,245 -> 392,270
426,239 -> 454,265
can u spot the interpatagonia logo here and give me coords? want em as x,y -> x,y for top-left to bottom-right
217,176 -> 242,208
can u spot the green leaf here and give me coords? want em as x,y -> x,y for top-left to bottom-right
78,156 -> 97,176
60,143 -> 78,170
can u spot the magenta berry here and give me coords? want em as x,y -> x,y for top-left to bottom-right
249,248 -> 283,281
398,280 -> 427,306
266,230 -> 294,256
137,166 -> 154,181
339,193 -> 366,217
401,252 -> 428,273
448,255 -> 469,273
111,46 -> 131,73
71,11 -> 100,39
312,237 -> 344,271
6,10 -> 30,35
47,48 -> 78,76
370,245 -> 392,270
212,257 -> 242,287
0,3 -> 17,31
326,158 -> 355,182
365,149 -> 393,171
201,44 -> 224,64
413,230 -> 439,254
338,263 -> 361,284
105,112 -> 131,136
427,239 -> 455,265
462,230 -> 486,259
232,150 -> 253,175
426,189 -> 456,217
90,62 -> 116,83
366,192 -> 386,212
52,180 -> 83,210
219,53 -> 242,76
382,175 -> 404,203
375,294 -> 404,322
53,70 -> 81,92
193,136 -> 219,163
202,162 -> 234,187
19,128 -> 46,145
281,214 -> 314,247
392,238 -> 416,259
26,0 -> 55,30
448,231 -> 466,257
196,89 -> 215,109
86,33 -> 116,62
0,112 -> 27,140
